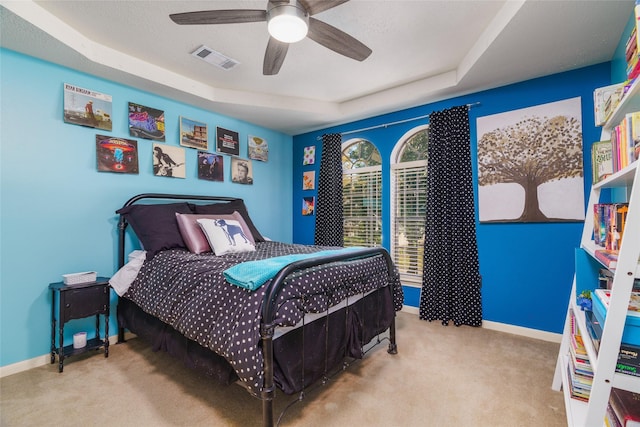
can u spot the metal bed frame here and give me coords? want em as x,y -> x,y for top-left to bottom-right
116,193 -> 398,427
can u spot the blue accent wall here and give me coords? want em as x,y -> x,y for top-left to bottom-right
292,63 -> 611,334
0,48 -> 293,367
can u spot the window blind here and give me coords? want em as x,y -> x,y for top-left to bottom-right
391,160 -> 427,284
343,166 -> 382,248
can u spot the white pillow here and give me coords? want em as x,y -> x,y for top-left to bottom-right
197,218 -> 256,256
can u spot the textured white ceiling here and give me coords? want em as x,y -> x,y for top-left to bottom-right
0,0 -> 634,135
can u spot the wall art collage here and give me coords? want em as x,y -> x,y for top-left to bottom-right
63,83 -> 269,184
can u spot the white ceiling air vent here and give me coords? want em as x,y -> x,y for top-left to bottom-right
191,45 -> 240,70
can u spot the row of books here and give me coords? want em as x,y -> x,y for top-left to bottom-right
593,203 -> 629,253
593,82 -> 630,127
606,388 -> 640,427
625,13 -> 640,82
609,112 -> 640,172
567,309 -> 593,401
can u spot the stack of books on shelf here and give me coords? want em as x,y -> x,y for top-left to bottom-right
591,289 -> 640,378
567,309 -> 593,401
626,14 -> 640,82
607,388 -> 640,427
609,112 -> 640,171
594,82 -> 629,127
593,203 -> 630,263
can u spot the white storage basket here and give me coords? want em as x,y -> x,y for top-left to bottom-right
62,271 -> 97,286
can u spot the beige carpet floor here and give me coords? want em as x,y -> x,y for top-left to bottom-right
0,312 -> 566,426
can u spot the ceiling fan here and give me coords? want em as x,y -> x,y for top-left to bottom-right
169,0 -> 372,75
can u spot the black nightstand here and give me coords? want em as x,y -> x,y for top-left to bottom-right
49,277 -> 110,372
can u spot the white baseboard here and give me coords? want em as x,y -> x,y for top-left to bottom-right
2,312 -> 561,378
0,333 -> 135,379
400,305 -> 561,343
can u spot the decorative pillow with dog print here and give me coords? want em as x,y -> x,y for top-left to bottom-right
197,218 -> 256,256
176,212 -> 255,254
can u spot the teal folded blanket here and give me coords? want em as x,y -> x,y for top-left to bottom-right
223,248 -> 361,291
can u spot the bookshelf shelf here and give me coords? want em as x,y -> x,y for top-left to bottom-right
604,78 -> 640,134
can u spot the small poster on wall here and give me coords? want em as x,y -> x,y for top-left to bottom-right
96,135 -> 138,174
179,116 -> 208,150
303,171 -> 315,190
198,151 -> 224,182
217,127 -> 240,156
128,102 -> 165,141
303,146 -> 316,165
248,135 -> 268,161
152,143 -> 185,178
63,83 -> 112,131
231,157 -> 253,184
302,197 -> 315,216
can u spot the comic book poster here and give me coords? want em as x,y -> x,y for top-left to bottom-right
128,102 -> 165,140
179,116 -> 208,150
248,135 -> 268,161
152,143 -> 185,178
96,135 -> 138,174
63,83 -> 112,130
217,127 -> 239,156
198,151 -> 224,182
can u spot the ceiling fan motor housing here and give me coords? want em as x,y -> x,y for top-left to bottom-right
267,1 -> 309,43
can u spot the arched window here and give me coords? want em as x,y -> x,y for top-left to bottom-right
342,139 -> 382,247
390,126 -> 428,285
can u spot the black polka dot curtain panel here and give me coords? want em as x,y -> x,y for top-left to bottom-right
314,133 -> 344,247
419,105 -> 482,327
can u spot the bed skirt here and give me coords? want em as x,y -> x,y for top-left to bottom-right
117,285 -> 394,395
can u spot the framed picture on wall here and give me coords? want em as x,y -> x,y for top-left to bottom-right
152,143 -> 185,178
302,197 -> 315,216
128,102 -> 165,141
63,83 -> 112,131
95,135 -> 138,174
248,135 -> 268,161
179,116 -> 208,150
231,157 -> 253,184
476,97 -> 584,223
303,146 -> 316,165
197,151 -> 224,182
303,171 -> 315,190
217,127 -> 240,156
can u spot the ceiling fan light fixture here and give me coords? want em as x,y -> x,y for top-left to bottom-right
267,3 -> 308,43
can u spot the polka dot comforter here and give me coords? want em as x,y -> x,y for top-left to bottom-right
124,241 -> 403,395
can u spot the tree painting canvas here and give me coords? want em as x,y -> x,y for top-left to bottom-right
476,97 -> 585,223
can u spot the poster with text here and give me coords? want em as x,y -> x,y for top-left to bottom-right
63,83 -> 112,131
179,116 -> 208,150
96,135 -> 138,174
128,102 -> 165,140
217,127 -> 239,156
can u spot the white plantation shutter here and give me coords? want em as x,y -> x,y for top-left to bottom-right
343,166 -> 382,247
391,159 -> 427,285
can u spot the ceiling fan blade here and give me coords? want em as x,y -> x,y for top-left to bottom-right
298,0 -> 349,16
263,37 -> 289,75
169,10 -> 267,25
307,17 -> 371,61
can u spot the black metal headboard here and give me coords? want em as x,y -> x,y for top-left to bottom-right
116,193 -> 242,269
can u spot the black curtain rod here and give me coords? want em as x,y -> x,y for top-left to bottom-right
316,102 -> 480,140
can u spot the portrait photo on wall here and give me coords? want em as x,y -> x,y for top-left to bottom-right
198,151 -> 224,182
248,135 -> 269,162
231,157 -> 253,184
179,116 -> 208,150
96,135 -> 138,174
128,102 -> 165,141
152,143 -> 185,178
476,96 -> 584,223
302,197 -> 315,216
217,127 -> 240,156
63,83 -> 112,131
